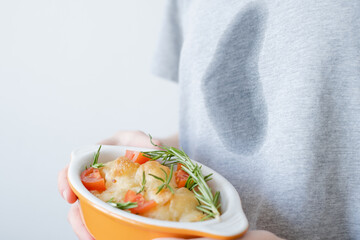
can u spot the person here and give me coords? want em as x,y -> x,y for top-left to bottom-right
58,1 -> 360,239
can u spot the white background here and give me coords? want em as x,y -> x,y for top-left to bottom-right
0,0 -> 178,239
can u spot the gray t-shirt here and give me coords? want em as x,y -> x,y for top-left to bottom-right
152,1 -> 360,239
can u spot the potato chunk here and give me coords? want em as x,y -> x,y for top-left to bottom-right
135,161 -> 176,205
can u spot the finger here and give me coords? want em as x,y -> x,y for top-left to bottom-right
98,130 -> 162,149
58,165 -> 78,203
240,230 -> 283,240
68,202 -> 95,240
98,136 -> 119,145
124,131 -> 162,149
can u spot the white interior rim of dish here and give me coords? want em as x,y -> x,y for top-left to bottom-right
68,145 -> 249,237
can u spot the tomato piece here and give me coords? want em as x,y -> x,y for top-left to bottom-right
124,189 -> 145,203
175,163 -> 189,188
125,150 -> 151,164
124,190 -> 157,214
131,200 -> 157,214
81,167 -> 106,192
124,150 -> 135,160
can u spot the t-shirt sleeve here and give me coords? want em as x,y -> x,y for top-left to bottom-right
151,1 -> 184,82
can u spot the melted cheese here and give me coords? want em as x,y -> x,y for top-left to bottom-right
93,157 -> 205,222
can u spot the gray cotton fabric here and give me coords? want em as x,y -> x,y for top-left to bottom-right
152,1 -> 360,239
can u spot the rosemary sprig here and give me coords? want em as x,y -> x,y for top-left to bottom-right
142,135 -> 221,220
137,171 -> 146,194
90,145 -> 104,169
107,198 -> 138,210
148,164 -> 175,194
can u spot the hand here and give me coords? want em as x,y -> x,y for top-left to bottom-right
58,130 -> 163,240
153,230 -> 284,240
58,165 -> 93,240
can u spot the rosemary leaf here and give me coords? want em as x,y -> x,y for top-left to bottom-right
92,163 -> 104,169
88,145 -> 104,169
107,199 -> 138,210
167,184 -> 175,194
156,184 -> 165,194
148,174 -> 164,182
137,171 -> 146,194
92,145 -> 102,165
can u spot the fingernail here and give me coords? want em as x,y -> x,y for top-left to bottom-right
62,190 -> 68,200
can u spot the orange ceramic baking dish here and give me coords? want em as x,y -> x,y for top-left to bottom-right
68,145 -> 249,240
